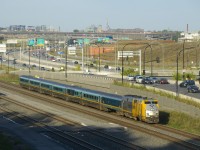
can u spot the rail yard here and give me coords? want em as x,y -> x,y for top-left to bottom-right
0,76 -> 200,149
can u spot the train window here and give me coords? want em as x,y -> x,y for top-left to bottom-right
67,89 -> 74,95
30,81 -> 40,86
20,79 -> 29,83
54,87 -> 64,92
145,101 -> 151,104
152,101 -> 158,104
41,84 -> 50,89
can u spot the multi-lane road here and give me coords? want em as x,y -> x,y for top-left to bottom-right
1,49 -> 200,101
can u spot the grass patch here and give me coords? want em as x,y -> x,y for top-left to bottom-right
160,111 -> 200,135
113,80 -> 200,109
0,64 -> 17,72
0,73 -> 19,84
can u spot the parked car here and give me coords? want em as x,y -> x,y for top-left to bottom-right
104,65 -> 109,69
142,77 -> 154,84
84,70 -> 93,75
22,63 -> 26,67
187,85 -> 199,93
116,67 -> 121,71
179,80 -> 195,87
74,61 -> 79,64
136,76 -> 143,83
149,77 -> 159,83
32,64 -> 37,67
127,75 -> 134,81
156,78 -> 169,84
41,67 -> 45,70
133,75 -> 140,82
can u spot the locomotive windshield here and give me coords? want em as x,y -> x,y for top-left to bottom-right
145,101 -> 158,104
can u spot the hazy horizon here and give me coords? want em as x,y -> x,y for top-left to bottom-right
1,0 -> 200,32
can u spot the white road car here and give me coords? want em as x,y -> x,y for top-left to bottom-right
127,75 -> 134,81
136,76 -> 143,83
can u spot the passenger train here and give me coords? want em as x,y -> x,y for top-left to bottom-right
19,75 -> 159,123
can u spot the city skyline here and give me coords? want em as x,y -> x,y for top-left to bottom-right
1,0 -> 200,32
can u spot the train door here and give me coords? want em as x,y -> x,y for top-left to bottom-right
99,96 -> 102,110
138,101 -> 142,121
132,99 -> 138,119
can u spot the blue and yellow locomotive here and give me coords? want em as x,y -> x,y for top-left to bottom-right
19,75 -> 159,123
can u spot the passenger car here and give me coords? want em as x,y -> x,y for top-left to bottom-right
179,80 -> 195,87
136,76 -> 143,83
32,64 -> 36,67
142,77 -> 154,84
104,65 -> 109,69
22,63 -> 26,67
127,75 -> 134,81
149,77 -> 158,83
116,67 -> 120,70
41,67 -> 45,70
187,85 -> 199,93
156,78 -> 169,84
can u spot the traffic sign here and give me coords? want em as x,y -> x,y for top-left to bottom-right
28,39 -> 35,46
36,38 -> 45,46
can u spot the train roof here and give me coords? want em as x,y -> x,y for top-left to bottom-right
20,75 -> 122,101
20,75 -> 71,88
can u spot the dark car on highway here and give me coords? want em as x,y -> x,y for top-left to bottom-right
104,65 -> 109,69
41,67 -> 45,70
149,77 -> 159,83
187,85 -> 199,93
142,77 -> 154,84
22,63 -> 26,67
179,80 -> 195,87
156,78 -> 169,84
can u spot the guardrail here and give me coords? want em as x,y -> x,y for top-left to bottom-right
127,82 -> 200,104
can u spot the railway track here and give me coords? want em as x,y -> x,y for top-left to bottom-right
0,81 -> 200,149
0,93 -> 144,150
153,124 -> 200,145
0,100 -> 103,150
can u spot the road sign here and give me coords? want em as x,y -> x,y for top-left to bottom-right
118,51 -> 134,58
36,38 -> 44,46
58,51 -> 64,55
0,44 -> 6,52
28,39 -> 35,46
84,39 -> 90,44
68,46 -> 76,55
7,39 -> 17,44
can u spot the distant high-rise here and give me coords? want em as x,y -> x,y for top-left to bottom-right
106,19 -> 110,31
9,25 -> 26,31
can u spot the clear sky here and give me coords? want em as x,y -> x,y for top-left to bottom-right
1,0 -> 200,32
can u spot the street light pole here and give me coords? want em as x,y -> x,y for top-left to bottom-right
65,44 -> 68,79
92,44 -> 101,72
176,52 -> 179,96
176,47 -> 185,96
196,42 -> 200,68
143,43 -> 153,75
7,53 -> 9,74
29,46 -> 31,76
121,43 -> 135,84
0,55 -> 2,69
39,47 -> 41,70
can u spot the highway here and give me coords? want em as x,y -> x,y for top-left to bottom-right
1,49 -> 200,101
